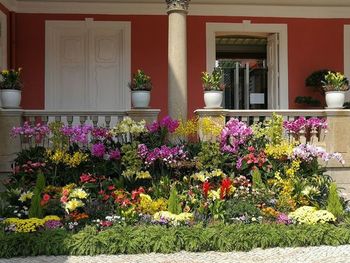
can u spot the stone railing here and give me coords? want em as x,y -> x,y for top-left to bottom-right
0,108 -> 160,174
195,109 -> 332,144
195,109 -> 350,193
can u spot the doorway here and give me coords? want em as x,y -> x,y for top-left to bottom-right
206,22 -> 289,109
216,34 -> 270,109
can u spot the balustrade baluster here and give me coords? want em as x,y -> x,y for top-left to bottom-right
79,116 -> 87,125
67,116 -> 73,127
105,116 -> 111,129
92,116 -> 99,128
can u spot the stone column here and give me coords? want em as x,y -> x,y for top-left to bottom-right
166,0 -> 189,120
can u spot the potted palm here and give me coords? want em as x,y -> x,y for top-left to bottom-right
129,69 -> 152,108
0,68 -> 23,108
322,71 -> 349,108
201,68 -> 225,108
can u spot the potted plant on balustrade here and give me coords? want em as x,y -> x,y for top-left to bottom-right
322,71 -> 349,108
201,68 -> 225,108
129,69 -> 152,108
0,68 -> 23,109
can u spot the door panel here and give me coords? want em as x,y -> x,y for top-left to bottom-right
46,21 -> 131,111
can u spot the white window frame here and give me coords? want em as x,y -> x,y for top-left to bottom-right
344,25 -> 350,102
206,21 -> 289,109
0,10 -> 7,70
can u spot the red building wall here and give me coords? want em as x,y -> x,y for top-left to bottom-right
11,13 -> 350,117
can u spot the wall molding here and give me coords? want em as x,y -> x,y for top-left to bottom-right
3,0 -> 350,18
206,22 -> 289,109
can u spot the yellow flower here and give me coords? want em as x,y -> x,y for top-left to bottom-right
18,191 -> 33,202
136,171 -> 152,180
175,118 -> 198,138
64,151 -> 88,167
70,188 -> 88,199
265,140 -> 294,159
286,160 -> 300,177
4,216 -> 61,233
65,199 -> 84,213
200,116 -> 224,138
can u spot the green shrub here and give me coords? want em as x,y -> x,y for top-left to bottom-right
2,224 -> 350,258
29,172 -> 46,219
168,187 -> 182,215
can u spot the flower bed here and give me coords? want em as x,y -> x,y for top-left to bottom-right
0,113 -> 349,257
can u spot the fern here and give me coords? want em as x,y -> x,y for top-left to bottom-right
29,172 -> 46,218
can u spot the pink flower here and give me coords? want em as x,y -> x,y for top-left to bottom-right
60,196 -> 68,203
91,143 -> 106,158
109,149 -> 121,160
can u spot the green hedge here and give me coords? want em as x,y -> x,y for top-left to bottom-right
1,224 -> 350,258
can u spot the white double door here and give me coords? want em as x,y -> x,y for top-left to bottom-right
45,20 -> 131,111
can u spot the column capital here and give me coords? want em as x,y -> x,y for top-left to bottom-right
166,0 -> 190,14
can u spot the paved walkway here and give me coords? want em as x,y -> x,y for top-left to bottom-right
2,245 -> 350,263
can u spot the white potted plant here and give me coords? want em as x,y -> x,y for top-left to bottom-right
129,69 -> 152,108
201,68 -> 225,108
322,71 -> 349,108
0,68 -> 23,109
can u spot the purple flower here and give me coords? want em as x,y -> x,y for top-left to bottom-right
91,127 -> 110,140
109,149 -> 121,160
159,116 -> 179,133
146,122 -> 160,133
276,213 -> 292,225
60,124 -> 93,144
284,117 -> 327,134
44,220 -> 62,229
92,143 -> 106,158
236,157 -> 243,170
146,116 -> 179,134
139,144 -> 187,166
220,118 -> 253,154
138,144 -> 149,158
10,122 -> 50,142
292,143 -> 344,164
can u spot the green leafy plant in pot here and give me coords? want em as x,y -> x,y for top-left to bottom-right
0,68 -> 23,108
201,68 -> 225,108
129,69 -> 153,108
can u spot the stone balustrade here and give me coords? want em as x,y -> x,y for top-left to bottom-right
0,108 -> 160,175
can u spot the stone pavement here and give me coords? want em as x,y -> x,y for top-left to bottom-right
2,245 -> 350,263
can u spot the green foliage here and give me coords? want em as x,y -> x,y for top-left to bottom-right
305,69 -> 330,88
168,187 -> 182,215
129,69 -> 152,91
3,224 -> 350,257
224,199 -> 261,222
252,168 -> 265,189
197,142 -> 224,171
201,68 -> 224,91
294,96 -> 321,107
326,183 -> 344,219
28,172 -> 46,219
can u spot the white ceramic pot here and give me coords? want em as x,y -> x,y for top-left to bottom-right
325,91 -> 345,108
204,91 -> 223,108
1,89 -> 21,108
131,90 -> 151,108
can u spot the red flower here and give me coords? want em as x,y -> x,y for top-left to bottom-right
202,181 -> 211,197
40,193 -> 51,206
131,187 -> 145,200
80,173 -> 95,183
107,185 -> 115,191
220,178 -> 232,200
